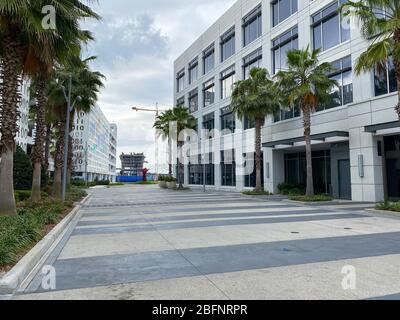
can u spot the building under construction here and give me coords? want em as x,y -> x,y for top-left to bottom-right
120,153 -> 145,176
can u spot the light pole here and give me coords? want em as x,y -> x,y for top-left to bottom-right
61,76 -> 81,201
132,104 -> 169,175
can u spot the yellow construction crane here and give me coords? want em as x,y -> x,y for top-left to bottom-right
132,103 -> 170,174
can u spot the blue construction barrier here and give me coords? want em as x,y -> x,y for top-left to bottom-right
116,175 -> 156,183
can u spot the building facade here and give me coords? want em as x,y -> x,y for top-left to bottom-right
120,153 -> 145,176
174,0 -> 399,202
15,79 -> 32,152
71,105 -> 117,183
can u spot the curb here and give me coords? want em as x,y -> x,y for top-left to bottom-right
0,195 -> 90,295
364,208 -> 400,219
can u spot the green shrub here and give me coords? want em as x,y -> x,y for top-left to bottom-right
277,183 -> 304,196
71,179 -> 87,187
164,176 -> 177,183
15,190 -> 48,202
67,186 -> 88,202
13,146 -> 32,190
289,194 -> 333,202
376,201 -> 400,212
242,190 -> 273,196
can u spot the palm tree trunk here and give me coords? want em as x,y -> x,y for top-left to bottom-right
53,120 -> 66,199
394,30 -> 400,120
44,124 -> 52,175
303,106 -> 314,196
254,117 -> 263,192
31,74 -> 48,202
168,137 -> 172,176
0,33 -> 24,216
177,142 -> 184,189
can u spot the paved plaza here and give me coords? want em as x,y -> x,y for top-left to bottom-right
13,185 -> 400,300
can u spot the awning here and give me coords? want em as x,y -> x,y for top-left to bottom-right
364,121 -> 400,133
263,131 -> 349,148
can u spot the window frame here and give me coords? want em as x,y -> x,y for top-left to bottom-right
242,4 -> 262,47
188,88 -> 199,114
271,26 -> 298,74
220,26 -> 236,62
203,43 -> 215,75
311,0 -> 350,52
243,47 -> 263,79
188,58 -> 199,84
272,0 -> 298,27
220,65 -> 236,99
203,78 -> 216,108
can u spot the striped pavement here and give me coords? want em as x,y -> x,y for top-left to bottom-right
14,185 -> 400,300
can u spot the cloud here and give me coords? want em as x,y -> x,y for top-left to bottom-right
83,0 -> 236,171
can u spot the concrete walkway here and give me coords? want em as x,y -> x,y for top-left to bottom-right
14,185 -> 400,300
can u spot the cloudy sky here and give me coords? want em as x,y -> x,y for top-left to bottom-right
84,0 -> 236,171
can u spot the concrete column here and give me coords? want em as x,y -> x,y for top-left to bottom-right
349,127 -> 384,202
264,147 -> 284,194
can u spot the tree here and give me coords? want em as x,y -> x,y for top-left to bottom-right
231,68 -> 281,192
0,0 -> 99,215
341,0 -> 400,117
275,47 -> 337,196
142,168 -> 150,182
154,106 -> 196,189
47,56 -> 105,198
154,109 -> 175,176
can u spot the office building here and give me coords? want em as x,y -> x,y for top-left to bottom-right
71,105 -> 117,182
173,0 -> 399,202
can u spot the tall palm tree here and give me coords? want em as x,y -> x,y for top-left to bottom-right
154,106 -> 196,188
172,106 -> 197,189
275,47 -> 337,196
231,68 -> 281,192
154,109 -> 174,175
47,56 -> 105,198
341,0 -> 400,117
0,0 -> 99,215
30,19 -> 98,203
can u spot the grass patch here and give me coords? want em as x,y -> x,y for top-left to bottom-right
242,190 -> 273,196
376,201 -> 400,212
0,187 -> 87,270
289,194 -> 333,202
131,181 -> 158,185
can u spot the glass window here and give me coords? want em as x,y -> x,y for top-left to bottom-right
221,27 -> 235,62
189,59 -> 198,84
316,56 -> 353,112
177,70 -> 185,92
176,96 -> 185,107
221,65 -> 235,99
243,116 -> 255,130
272,0 -> 298,27
203,79 -> 215,107
189,153 -> 214,186
243,48 -> 263,79
221,150 -> 236,186
188,89 -> 198,113
202,112 -> 215,135
203,45 -> 215,75
374,56 -> 398,96
272,26 -> 298,74
220,106 -> 235,133
244,152 -> 264,188
274,105 -> 300,122
243,5 -> 262,47
312,1 -> 349,52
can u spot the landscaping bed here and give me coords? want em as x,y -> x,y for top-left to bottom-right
288,194 -> 333,202
0,186 -> 87,274
242,190 -> 273,196
375,201 -> 400,213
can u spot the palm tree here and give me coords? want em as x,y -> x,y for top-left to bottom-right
47,56 -> 105,198
154,109 -> 174,175
154,106 -> 196,188
172,106 -> 197,189
30,16 -> 98,203
275,47 -> 337,196
231,68 -> 281,192
0,0 -> 99,215
341,0 -> 400,117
